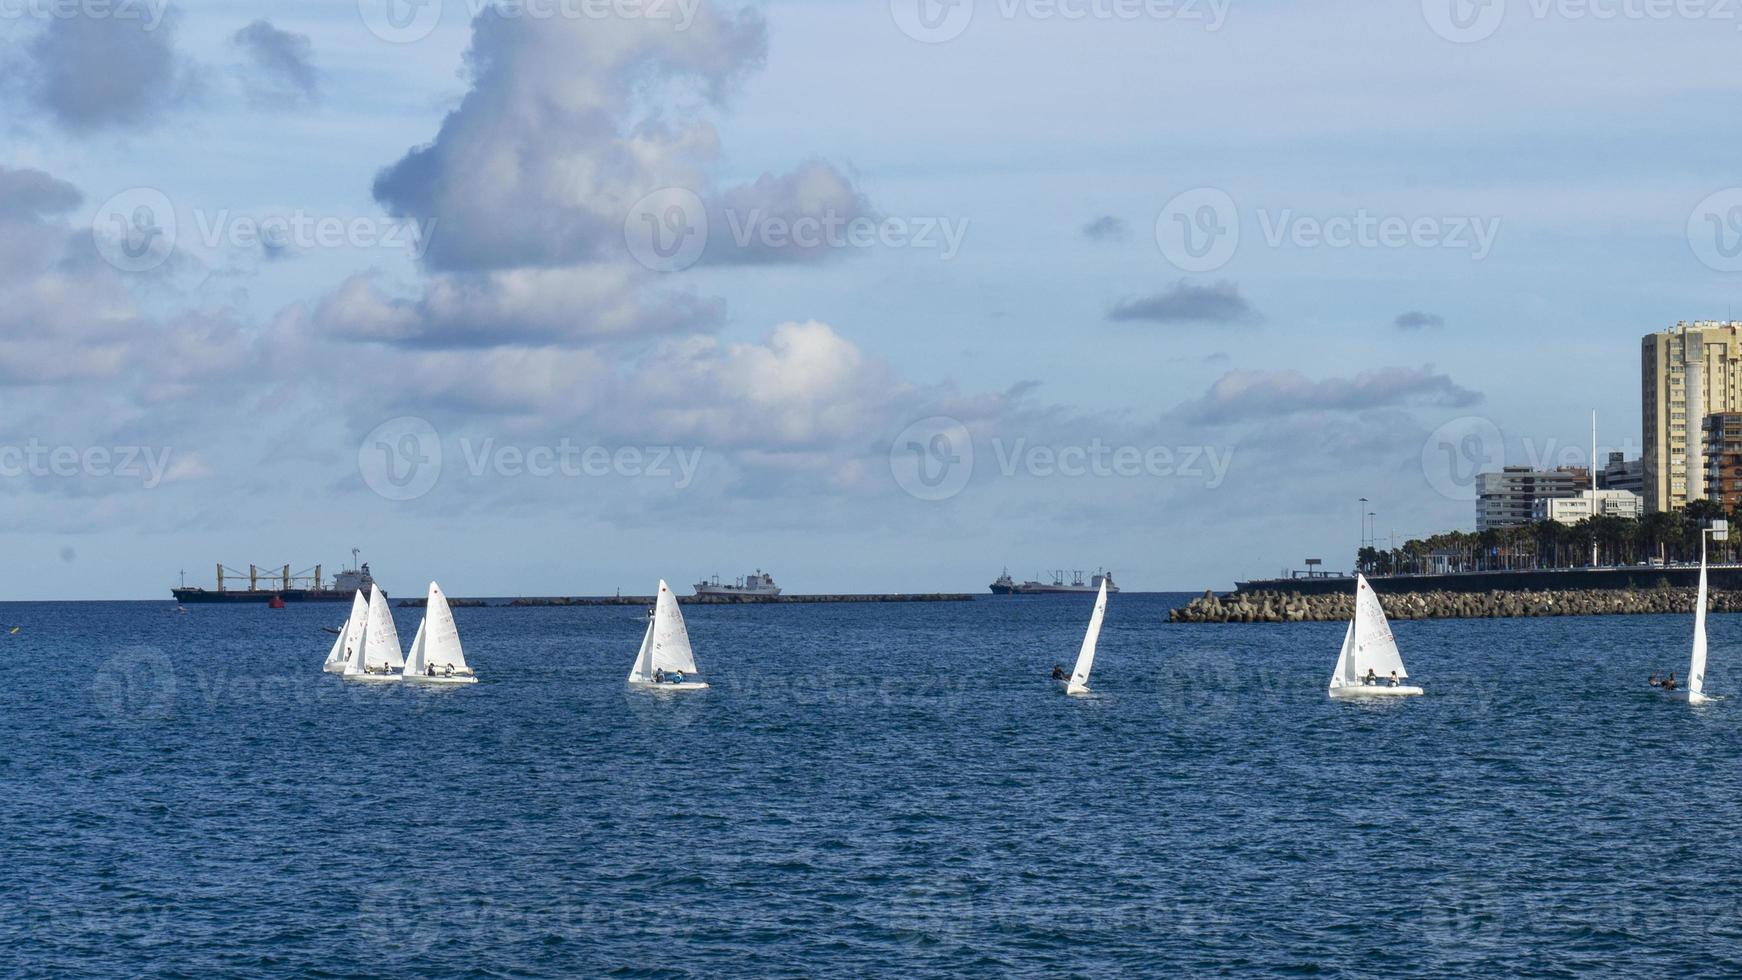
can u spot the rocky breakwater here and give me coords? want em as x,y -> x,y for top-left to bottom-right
1169,588 -> 1742,623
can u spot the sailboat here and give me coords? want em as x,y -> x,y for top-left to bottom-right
342,584 -> 404,682
627,580 -> 708,690
403,582 -> 477,685
1329,574 -> 1423,698
1664,520 -> 1726,704
1063,579 -> 1108,695
322,590 -> 368,674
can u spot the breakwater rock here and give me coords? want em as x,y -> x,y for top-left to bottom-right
1169,588 -> 1742,623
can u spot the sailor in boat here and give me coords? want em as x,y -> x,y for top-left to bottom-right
654,668 -> 666,683
1364,668 -> 1378,686
670,670 -> 686,684
1664,672 -> 1679,691
1648,672 -> 1661,688
1389,670 -> 1400,688
1051,664 -> 1068,681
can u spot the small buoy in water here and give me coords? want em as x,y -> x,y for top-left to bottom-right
268,595 -> 286,609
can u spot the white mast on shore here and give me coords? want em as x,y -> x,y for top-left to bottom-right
1592,410 -> 1599,568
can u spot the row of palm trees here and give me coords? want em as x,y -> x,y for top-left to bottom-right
1357,500 -> 1738,575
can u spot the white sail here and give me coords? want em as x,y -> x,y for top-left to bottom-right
1330,620 -> 1356,688
628,618 -> 655,683
629,581 -> 699,681
421,582 -> 469,673
1352,575 -> 1407,679
650,580 -> 698,674
348,584 -> 403,673
1066,580 -> 1108,694
323,621 -> 347,669
404,619 -> 427,677
326,591 -> 369,672
1330,574 -> 1407,688
1690,549 -> 1710,697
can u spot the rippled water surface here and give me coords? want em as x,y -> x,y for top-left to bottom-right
5,594 -> 1742,977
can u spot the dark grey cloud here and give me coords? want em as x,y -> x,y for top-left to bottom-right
0,166 -> 82,222
233,19 -> 319,105
1082,215 -> 1127,242
25,7 -> 194,132
1174,365 -> 1482,424
1394,310 -> 1446,330
1109,281 -> 1258,325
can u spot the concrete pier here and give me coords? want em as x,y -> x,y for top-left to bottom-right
398,593 -> 977,608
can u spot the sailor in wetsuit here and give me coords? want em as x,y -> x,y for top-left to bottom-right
1051,664 -> 1068,681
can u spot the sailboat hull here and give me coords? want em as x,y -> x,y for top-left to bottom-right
1329,685 -> 1423,699
322,662 -> 347,674
342,672 -> 403,683
628,680 -> 709,691
404,674 -> 478,686
1656,688 -> 1710,704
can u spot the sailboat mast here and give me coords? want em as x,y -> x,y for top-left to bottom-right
1592,410 -> 1599,568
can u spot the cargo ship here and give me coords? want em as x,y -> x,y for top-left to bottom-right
694,570 -> 781,599
171,550 -> 382,604
989,568 -> 1119,595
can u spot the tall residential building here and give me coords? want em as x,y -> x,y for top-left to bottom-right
1476,467 -> 1589,531
1705,412 -> 1742,510
1643,321 -> 1742,512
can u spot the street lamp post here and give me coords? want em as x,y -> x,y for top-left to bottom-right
1358,497 -> 1369,572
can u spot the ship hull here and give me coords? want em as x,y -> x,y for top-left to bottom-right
172,589 -> 379,604
991,585 -> 1120,595
691,589 -> 781,601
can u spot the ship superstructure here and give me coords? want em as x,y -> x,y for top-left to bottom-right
694,570 -> 782,599
172,549 -> 381,603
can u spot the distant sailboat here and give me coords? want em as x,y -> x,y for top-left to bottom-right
1664,520 -> 1726,704
323,590 -> 368,674
403,582 -> 477,685
628,580 -> 708,690
342,585 -> 404,682
1064,579 -> 1108,696
1329,574 -> 1423,698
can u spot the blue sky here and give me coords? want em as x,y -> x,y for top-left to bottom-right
2,0 -> 1739,599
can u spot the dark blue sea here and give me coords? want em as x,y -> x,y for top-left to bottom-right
4,593 -> 1741,977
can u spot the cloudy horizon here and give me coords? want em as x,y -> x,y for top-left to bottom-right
1,0 -> 1736,600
